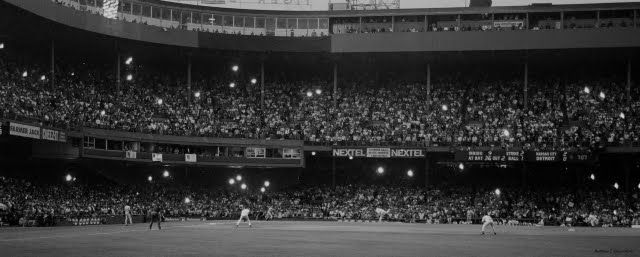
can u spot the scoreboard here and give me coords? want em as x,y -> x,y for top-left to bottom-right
455,150 -> 591,163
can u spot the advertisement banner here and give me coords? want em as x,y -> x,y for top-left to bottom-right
152,153 -> 163,162
367,148 -> 391,158
41,129 -> 59,141
390,149 -> 425,158
493,21 -> 524,28
9,122 -> 41,139
185,154 -> 197,162
58,131 -> 67,143
126,151 -> 137,159
333,148 -> 425,158
332,148 -> 366,158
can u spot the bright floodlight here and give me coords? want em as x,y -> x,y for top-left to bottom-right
638,183 -> 640,189
232,65 -> 239,72
613,210 -> 617,215
73,177 -> 76,182
306,91 -> 313,97
185,197 -> 190,204
194,91 -> 201,98
442,105 -> 448,111
157,99 -> 163,105
0,43 -> 4,49
503,129 -> 510,137
251,78 -> 257,84
599,92 -> 605,99
264,181 -> 270,187
125,57 -> 133,65
163,170 -> 169,177
590,174 -> 595,180
148,176 -> 153,182
236,175 -> 242,181
583,87 -> 590,94
71,72 -> 75,76
619,113 -> 625,119
65,174 -> 72,182
315,89 -> 322,95
241,183 -> 247,190
22,71 -> 27,77
495,188 -> 501,196
459,163 -> 465,170
376,167 -> 384,174
40,75 -> 46,81
126,74 -> 133,81
228,178 -> 235,185
407,170 -> 414,177
229,82 -> 236,88
614,182 -> 619,189
261,187 -> 266,193
349,156 -> 353,160
311,151 -> 316,156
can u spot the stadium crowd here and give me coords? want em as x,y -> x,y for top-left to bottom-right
1,53 -> 638,149
1,176 -> 639,227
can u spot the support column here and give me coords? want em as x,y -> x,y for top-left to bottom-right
116,54 -> 121,98
187,54 -> 192,104
628,59 -> 632,106
51,40 -> 55,89
427,62 -> 431,111
391,16 -> 394,32
332,157 -> 336,188
597,11 -> 600,28
424,157 -> 430,189
560,11 -> 564,29
524,61 -> 529,109
261,61 -> 265,111
333,62 -> 338,110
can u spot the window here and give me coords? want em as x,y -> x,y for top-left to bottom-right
141,5 -> 151,17
181,11 -> 190,24
83,137 -> 95,149
309,18 -> 319,29
121,1 -> 131,13
245,147 -> 266,158
283,148 -> 301,159
192,12 -> 201,24
151,6 -> 161,19
171,9 -> 180,22
202,13 -> 212,25
161,8 -> 170,20
244,17 -> 254,28
299,18 -> 308,29
287,18 -> 297,29
234,16 -> 244,27
256,17 -> 266,28
131,4 -> 140,16
320,18 -> 329,29
212,14 -> 221,25
223,16 -> 233,26
277,17 -> 286,29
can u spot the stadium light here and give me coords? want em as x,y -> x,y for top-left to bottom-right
261,187 -> 266,193
458,163 -> 465,170
349,156 -> 353,160
232,65 -> 239,72
65,174 -> 72,182
185,197 -> 190,204
306,91 -> 313,97
638,182 -> 640,189
264,181 -> 270,187
228,178 -> 235,185
614,182 -> 619,190
163,170 -> 169,178
599,92 -> 605,99
376,167 -> 384,174
407,170 -> 414,177
442,105 -> 448,111
619,113 -> 625,119
126,74 -> 133,81
194,91 -> 201,98
148,176 -> 153,182
251,78 -> 257,84
503,129 -> 510,137
71,72 -> 75,76
229,82 -> 236,88
73,177 -> 76,182
583,87 -> 590,94
241,183 -> 247,190
311,151 -> 316,156
236,175 -> 242,181
157,99 -> 163,105
315,89 -> 322,95
22,71 -> 27,77
590,174 -> 595,181
0,43 -> 4,49
125,57 -> 133,65
495,188 -> 501,196
40,75 -> 46,81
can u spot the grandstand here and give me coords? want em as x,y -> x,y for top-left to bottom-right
0,0 -> 639,256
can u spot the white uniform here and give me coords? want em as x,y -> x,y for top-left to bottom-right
236,208 -> 251,227
482,215 -> 496,234
266,207 -> 274,220
124,205 -> 133,225
376,208 -> 388,222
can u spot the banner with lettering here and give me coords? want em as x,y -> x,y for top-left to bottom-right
9,122 -> 41,139
152,153 -> 163,162
333,148 -> 425,158
41,129 -> 59,141
58,131 -> 67,142
185,154 -> 197,162
126,151 -> 137,159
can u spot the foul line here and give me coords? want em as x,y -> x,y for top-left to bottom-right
0,223 -> 208,242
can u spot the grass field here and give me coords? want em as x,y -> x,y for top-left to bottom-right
0,220 -> 638,257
